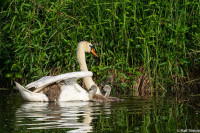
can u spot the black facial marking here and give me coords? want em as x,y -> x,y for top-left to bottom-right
89,45 -> 94,50
89,45 -> 95,53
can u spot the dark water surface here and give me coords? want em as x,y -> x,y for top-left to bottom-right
0,91 -> 200,133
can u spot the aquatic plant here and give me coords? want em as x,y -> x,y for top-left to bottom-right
0,0 -> 199,94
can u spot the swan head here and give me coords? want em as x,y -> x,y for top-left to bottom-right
88,85 -> 98,100
89,85 -> 98,95
89,85 -> 110,102
78,41 -> 98,57
103,85 -> 111,92
103,85 -> 111,97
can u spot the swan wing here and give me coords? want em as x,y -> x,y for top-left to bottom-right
25,71 -> 93,90
15,81 -> 48,101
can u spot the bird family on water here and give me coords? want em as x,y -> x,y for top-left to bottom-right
15,41 -> 123,102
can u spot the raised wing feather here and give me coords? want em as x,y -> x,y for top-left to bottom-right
25,71 -> 93,90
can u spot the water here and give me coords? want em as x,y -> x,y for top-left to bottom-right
0,91 -> 200,133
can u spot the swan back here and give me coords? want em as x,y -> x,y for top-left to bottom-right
25,71 -> 93,92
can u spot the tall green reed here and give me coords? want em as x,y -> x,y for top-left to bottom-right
0,0 -> 199,93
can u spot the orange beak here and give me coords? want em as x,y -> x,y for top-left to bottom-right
91,48 -> 98,57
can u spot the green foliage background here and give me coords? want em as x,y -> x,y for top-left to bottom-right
0,0 -> 199,93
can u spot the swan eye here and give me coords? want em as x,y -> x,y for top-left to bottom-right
89,45 -> 94,50
89,44 -> 98,57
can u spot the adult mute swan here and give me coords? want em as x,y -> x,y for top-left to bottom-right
77,41 -> 101,94
15,41 -> 101,102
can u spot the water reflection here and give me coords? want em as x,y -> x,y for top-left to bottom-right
15,96 -> 154,132
16,101 -> 111,132
7,94 -> 200,132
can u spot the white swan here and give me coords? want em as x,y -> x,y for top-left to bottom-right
15,41 -> 101,101
77,41 -> 101,94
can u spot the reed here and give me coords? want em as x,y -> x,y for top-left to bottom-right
0,0 -> 199,94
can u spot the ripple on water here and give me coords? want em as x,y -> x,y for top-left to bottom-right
11,94 -> 200,132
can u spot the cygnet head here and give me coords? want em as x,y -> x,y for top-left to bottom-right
103,85 -> 111,92
77,41 -> 98,57
89,85 -> 98,95
103,85 -> 111,97
89,85 -> 110,102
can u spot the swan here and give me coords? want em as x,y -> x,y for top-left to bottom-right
88,85 -> 111,102
103,85 -> 124,101
15,41 -> 101,101
88,85 -> 124,102
77,41 -> 101,94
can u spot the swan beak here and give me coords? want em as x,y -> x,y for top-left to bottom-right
91,48 -> 98,57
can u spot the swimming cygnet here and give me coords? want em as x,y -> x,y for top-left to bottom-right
103,85 -> 124,102
40,83 -> 62,102
89,85 -> 111,102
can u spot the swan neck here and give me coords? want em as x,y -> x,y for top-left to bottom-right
88,93 -> 93,100
77,45 -> 88,71
105,90 -> 111,97
77,42 -> 102,94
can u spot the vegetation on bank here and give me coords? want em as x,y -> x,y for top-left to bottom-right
0,0 -> 199,94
